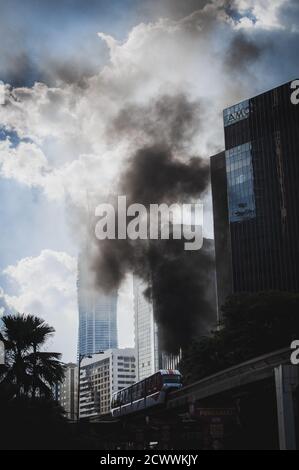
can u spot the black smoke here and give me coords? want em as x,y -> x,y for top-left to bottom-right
226,32 -> 262,71
146,237 -> 216,353
121,144 -> 209,206
91,94 -> 217,354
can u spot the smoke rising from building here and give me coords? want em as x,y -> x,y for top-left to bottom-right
91,94 -> 216,353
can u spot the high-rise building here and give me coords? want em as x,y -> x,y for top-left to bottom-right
211,80 -> 299,312
77,250 -> 118,357
133,275 -> 160,381
79,348 -> 136,419
133,227 -> 216,379
54,363 -> 78,421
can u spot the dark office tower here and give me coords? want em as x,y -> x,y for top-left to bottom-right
210,152 -> 232,320
211,80 -> 299,308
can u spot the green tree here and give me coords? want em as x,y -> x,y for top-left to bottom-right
180,291 -> 299,384
0,314 -> 65,398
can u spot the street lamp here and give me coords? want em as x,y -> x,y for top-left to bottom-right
77,351 -> 104,422
0,340 -> 6,375
0,340 -> 5,365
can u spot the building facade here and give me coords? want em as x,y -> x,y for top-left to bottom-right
77,250 -> 118,357
54,363 -> 78,421
211,80 -> 299,312
133,275 -> 160,381
210,152 -> 233,320
79,348 -> 136,419
133,274 -> 186,379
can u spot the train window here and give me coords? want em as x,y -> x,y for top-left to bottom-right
157,373 -> 163,388
145,377 -> 151,393
162,375 -> 181,384
134,384 -> 138,400
137,381 -> 145,399
137,382 -> 142,400
115,393 -> 119,406
146,374 -> 157,394
124,388 -> 130,404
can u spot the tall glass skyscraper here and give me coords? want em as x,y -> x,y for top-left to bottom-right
211,80 -> 299,313
77,250 -> 118,357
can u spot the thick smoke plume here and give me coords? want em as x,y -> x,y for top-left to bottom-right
91,94 -> 216,354
121,144 -> 209,206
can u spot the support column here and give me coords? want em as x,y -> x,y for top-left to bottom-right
275,365 -> 299,450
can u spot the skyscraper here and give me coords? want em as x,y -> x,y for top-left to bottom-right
211,79 -> 299,312
133,275 -> 183,380
133,275 -> 160,381
210,152 -> 232,321
77,249 -> 118,357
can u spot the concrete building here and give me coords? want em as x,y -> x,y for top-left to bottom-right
54,363 -> 78,421
79,348 -> 136,419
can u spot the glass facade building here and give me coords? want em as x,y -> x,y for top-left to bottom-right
210,152 -> 233,321
212,80 -> 299,306
77,251 -> 118,357
225,142 -> 256,223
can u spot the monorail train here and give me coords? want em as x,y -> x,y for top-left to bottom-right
111,369 -> 182,417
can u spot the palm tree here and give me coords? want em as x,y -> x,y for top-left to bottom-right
0,314 -> 65,398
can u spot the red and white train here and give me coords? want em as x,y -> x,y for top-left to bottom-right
111,369 -> 182,417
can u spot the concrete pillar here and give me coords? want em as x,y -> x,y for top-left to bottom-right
275,365 -> 299,450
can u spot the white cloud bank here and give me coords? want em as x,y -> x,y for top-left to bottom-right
0,0 -> 283,206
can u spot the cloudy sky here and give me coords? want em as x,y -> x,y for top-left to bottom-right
0,0 -> 298,361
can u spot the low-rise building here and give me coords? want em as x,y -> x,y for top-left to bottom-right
79,348 -> 136,419
54,362 -> 78,421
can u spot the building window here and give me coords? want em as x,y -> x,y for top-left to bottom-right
226,142 -> 256,223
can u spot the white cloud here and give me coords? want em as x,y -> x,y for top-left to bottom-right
0,3 -> 261,208
0,1 -> 293,209
3,250 -> 78,362
235,0 -> 287,30
0,139 -> 47,187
